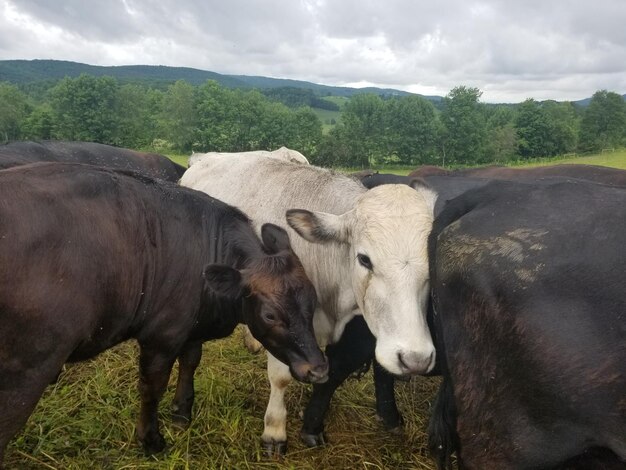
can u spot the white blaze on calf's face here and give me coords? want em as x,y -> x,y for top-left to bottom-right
287,184 -> 437,376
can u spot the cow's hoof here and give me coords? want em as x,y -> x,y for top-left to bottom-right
261,439 -> 287,458
300,430 -> 326,447
171,413 -> 191,430
386,425 -> 403,435
376,413 -> 404,432
141,431 -> 166,455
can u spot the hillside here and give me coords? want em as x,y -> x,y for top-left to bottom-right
0,59 -> 439,101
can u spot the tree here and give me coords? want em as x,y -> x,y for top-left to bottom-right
287,107 -> 323,158
195,80 -> 242,151
484,105 -> 518,162
440,86 -> 487,164
381,96 -> 439,164
0,82 -> 28,142
578,90 -> 626,152
314,124 -> 355,167
22,104 -> 54,140
115,84 -> 155,148
515,99 -> 552,158
341,93 -> 385,167
159,80 -> 197,151
543,101 -> 578,155
50,74 -> 119,143
514,99 -> 578,158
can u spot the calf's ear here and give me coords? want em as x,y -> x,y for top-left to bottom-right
261,223 -> 292,254
409,177 -> 428,190
286,209 -> 352,244
203,264 -> 243,298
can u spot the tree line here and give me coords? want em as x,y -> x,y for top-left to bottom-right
1,74 -> 624,167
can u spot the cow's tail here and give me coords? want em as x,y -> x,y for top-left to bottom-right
428,374 -> 458,470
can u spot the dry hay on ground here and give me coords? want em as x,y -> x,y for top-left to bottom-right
6,327 -> 440,470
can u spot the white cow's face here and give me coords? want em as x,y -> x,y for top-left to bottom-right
287,184 -> 437,376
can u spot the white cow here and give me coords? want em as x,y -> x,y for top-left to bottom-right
180,154 -> 437,453
188,146 -> 309,168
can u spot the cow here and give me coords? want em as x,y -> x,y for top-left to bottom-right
0,162 -> 327,466
180,153 -> 438,455
188,146 -> 309,168
408,165 -> 452,177
300,172 -> 491,445
0,140 -> 186,181
428,179 -> 626,469
454,163 -> 626,186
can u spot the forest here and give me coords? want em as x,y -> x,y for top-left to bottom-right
1,74 -> 625,168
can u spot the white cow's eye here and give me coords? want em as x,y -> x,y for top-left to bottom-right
357,253 -> 373,270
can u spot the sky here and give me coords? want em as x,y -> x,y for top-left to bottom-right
1,0 -> 625,103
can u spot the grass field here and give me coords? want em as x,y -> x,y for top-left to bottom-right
165,147 -> 626,174
165,153 -> 190,168
310,108 -> 342,134
511,149 -> 626,169
339,149 -> 626,175
6,331 -> 440,470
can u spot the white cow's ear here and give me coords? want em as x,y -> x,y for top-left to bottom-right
286,209 -> 352,244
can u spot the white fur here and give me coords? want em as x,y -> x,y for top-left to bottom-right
188,146 -> 309,168
180,154 -> 437,446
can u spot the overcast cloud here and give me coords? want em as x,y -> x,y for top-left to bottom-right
1,0 -> 625,102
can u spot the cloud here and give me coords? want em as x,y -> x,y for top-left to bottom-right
1,0 -> 625,102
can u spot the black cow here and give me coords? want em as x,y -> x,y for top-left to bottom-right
0,162 -> 327,466
0,140 -> 186,181
428,179 -> 626,469
407,163 -> 626,187
454,163 -> 626,186
408,165 -> 452,177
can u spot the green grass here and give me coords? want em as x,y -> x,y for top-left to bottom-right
5,331 -> 440,470
320,96 -> 349,109
310,108 -> 341,134
164,153 -> 189,168
338,150 -> 626,176
508,149 -> 626,169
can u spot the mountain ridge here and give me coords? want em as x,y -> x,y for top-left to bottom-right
0,59 -> 429,100
1,59 -> 623,105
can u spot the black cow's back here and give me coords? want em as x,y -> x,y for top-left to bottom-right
0,141 -> 186,181
0,162 -> 246,361
428,179 -> 626,468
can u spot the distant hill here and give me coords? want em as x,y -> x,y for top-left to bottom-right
0,59 -> 247,88
572,94 -> 626,107
0,59 -> 441,101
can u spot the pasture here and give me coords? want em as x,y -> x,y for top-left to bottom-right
4,148 -> 624,469
6,329 -> 440,470
517,149 -> 626,169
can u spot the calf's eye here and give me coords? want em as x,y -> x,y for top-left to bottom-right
262,311 -> 277,324
357,253 -> 373,270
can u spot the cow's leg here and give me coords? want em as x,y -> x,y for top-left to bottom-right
171,341 -> 202,428
0,357 -> 65,467
136,345 -> 177,454
301,315 -> 395,447
261,352 -> 292,457
242,325 -> 263,354
373,360 -> 402,431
